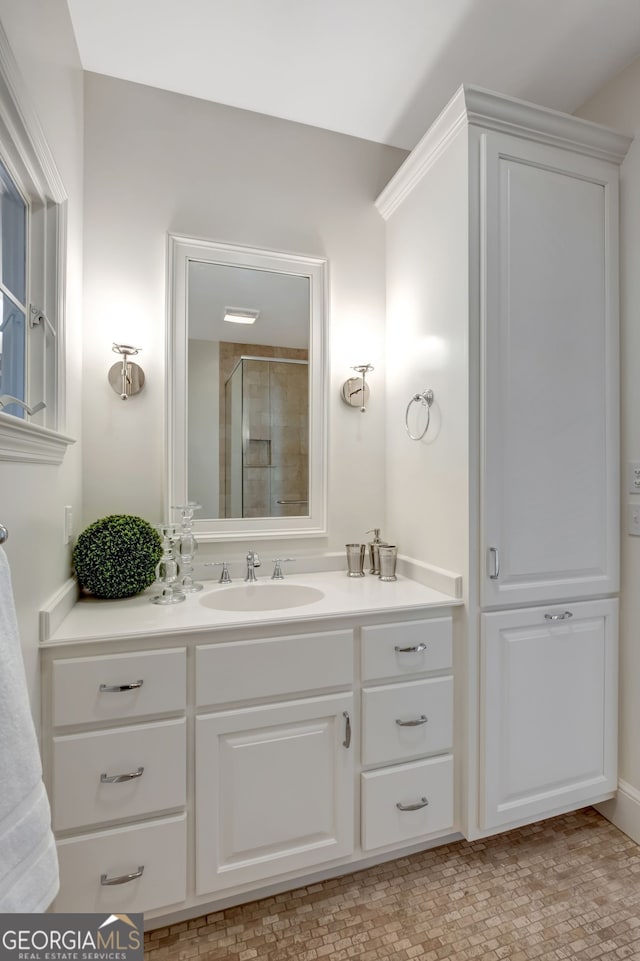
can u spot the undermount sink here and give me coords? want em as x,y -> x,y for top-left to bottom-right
200,583 -> 325,612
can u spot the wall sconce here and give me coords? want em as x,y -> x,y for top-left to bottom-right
108,343 -> 145,400
341,363 -> 374,413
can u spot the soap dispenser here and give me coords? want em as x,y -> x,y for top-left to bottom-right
366,528 -> 387,575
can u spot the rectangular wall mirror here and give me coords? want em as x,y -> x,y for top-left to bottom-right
167,235 -> 328,540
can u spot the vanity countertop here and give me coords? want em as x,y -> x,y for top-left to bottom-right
41,570 -> 461,646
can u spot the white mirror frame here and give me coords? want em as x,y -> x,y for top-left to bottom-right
166,234 -> 328,541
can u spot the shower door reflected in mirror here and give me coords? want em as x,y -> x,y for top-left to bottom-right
224,356 -> 308,519
168,236 -> 327,541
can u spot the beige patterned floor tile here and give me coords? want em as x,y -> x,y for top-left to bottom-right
145,809 -> 640,961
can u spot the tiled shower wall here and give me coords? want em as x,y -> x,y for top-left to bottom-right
219,343 -> 308,518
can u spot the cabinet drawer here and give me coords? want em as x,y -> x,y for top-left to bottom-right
361,755 -> 454,851
55,814 -> 186,914
362,676 -> 453,766
51,648 -> 186,727
361,618 -> 452,681
52,718 -> 186,831
196,630 -> 353,706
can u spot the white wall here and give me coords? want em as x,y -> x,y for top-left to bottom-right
0,1 -> 83,715
576,61 -> 640,837
82,73 -> 405,560
383,131 -> 469,576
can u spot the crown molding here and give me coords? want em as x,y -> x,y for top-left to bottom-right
376,84 -> 633,220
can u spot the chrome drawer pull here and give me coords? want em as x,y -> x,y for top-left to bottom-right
395,714 -> 428,727
394,643 -> 427,654
343,711 -> 351,749
99,680 -> 144,693
488,546 -> 500,579
100,866 -> 144,886
396,797 -> 429,812
100,766 -> 144,784
544,611 -> 573,621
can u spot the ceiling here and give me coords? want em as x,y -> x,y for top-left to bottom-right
189,261 -> 309,348
65,0 -> 640,150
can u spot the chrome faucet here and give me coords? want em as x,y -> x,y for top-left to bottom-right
245,550 -> 261,582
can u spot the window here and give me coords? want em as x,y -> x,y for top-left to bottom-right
0,158 -> 28,415
0,22 -> 73,463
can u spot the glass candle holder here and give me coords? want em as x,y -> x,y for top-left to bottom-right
152,523 -> 186,604
172,502 -> 203,593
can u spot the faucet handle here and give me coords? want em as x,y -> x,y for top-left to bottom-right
205,560 -> 232,584
271,557 -> 295,580
246,550 -> 261,567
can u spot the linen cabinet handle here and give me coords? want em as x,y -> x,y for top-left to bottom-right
100,766 -> 145,783
488,547 -> 500,579
100,866 -> 144,886
342,711 -> 351,749
544,611 -> 573,621
396,797 -> 429,812
394,643 -> 427,654
99,680 -> 144,693
395,715 -> 428,727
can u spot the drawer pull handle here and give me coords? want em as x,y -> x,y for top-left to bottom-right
343,711 -> 351,749
544,611 -> 573,621
99,680 -> 144,693
100,766 -> 145,784
394,643 -> 427,654
396,797 -> 429,812
395,714 -> 428,727
100,866 -> 144,886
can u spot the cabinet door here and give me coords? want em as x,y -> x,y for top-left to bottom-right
480,599 -> 617,830
481,131 -> 619,607
196,693 -> 354,894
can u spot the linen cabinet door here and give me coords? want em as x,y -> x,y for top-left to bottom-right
195,693 -> 354,894
480,131 -> 619,607
479,599 -> 618,830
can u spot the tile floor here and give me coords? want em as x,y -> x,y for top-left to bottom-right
144,808 -> 640,960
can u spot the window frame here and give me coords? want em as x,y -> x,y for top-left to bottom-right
0,22 -> 74,464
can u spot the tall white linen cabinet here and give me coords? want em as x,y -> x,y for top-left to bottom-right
377,86 -> 632,840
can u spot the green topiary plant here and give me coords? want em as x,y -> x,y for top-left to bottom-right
72,514 -> 162,599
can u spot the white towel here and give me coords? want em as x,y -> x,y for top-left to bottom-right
0,546 -> 59,911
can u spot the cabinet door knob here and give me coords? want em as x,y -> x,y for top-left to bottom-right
100,766 -> 145,783
342,711 -> 351,749
100,866 -> 144,886
396,797 -> 429,812
544,611 -> 573,621
394,643 -> 427,654
99,680 -> 144,693
395,715 -> 428,727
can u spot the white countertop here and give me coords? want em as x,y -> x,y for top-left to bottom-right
42,570 -> 461,645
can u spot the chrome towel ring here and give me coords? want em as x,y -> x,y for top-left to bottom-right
405,389 -> 434,441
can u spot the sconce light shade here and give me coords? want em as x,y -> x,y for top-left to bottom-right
341,364 -> 374,413
109,343 -> 145,400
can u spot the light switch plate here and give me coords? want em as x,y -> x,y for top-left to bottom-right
628,503 -> 640,536
628,462 -> 640,494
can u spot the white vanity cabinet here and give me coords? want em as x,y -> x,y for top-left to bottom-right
479,598 -> 618,830
377,85 -> 630,839
44,647 -> 188,914
194,629 -> 355,894
480,131 -> 619,609
360,618 -> 454,851
41,600 -> 458,922
196,693 -> 354,893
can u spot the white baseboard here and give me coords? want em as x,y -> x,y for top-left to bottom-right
596,780 -> 640,844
